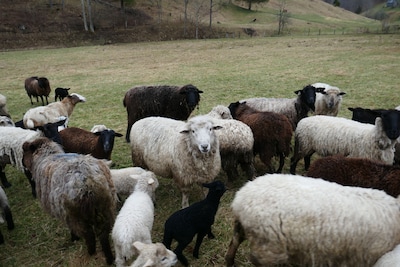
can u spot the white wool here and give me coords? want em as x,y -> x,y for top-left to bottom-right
0,186 -> 9,224
373,244 -> 400,267
0,116 -> 14,127
130,241 -> 177,267
312,82 -> 345,116
110,167 -> 156,198
228,174 -> 400,266
90,124 -> 108,133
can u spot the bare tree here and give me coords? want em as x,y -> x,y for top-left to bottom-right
87,0 -> 94,32
81,0 -> 89,31
277,0 -> 289,35
184,0 -> 189,36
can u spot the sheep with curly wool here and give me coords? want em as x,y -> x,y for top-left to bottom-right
0,94 -> 10,118
0,116 -> 14,127
312,82 -> 346,116
131,241 -> 177,267
22,137 -> 117,265
225,174 -> 400,267
229,101 -> 293,173
163,180 -> 226,267
112,174 -> 159,267
24,76 -> 51,105
240,84 -> 324,129
130,115 -> 222,208
290,112 -> 400,174
59,126 -> 123,160
110,167 -> 157,200
23,93 -> 86,129
0,185 -> 14,244
206,105 -> 255,181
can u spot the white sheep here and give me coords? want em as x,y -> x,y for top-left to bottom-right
130,115 -> 222,208
90,124 -> 108,133
0,185 -> 14,244
0,116 -> 14,127
110,167 -> 156,199
112,174 -> 159,267
290,114 -> 398,174
131,241 -> 177,267
0,94 -> 10,117
23,93 -> 86,129
312,82 -> 346,116
206,105 -> 255,181
374,244 -> 400,267
225,174 -> 400,267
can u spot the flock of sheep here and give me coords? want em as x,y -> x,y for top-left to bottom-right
0,77 -> 400,267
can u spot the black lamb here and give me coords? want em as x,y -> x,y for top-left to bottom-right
162,180 -> 226,267
54,87 -> 70,101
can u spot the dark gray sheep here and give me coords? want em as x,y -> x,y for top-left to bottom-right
24,76 -> 51,105
123,84 -> 203,142
0,185 -> 14,244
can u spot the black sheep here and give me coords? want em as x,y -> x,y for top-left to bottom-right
162,180 -> 226,267
24,76 -> 51,105
54,87 -> 70,101
123,84 -> 203,142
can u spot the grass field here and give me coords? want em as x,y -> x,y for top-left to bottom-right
0,34 -> 399,266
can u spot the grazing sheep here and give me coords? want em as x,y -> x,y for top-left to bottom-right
229,101 -> 293,173
54,87 -> 70,101
225,174 -> 400,267
0,185 -> 14,244
59,126 -> 123,160
374,244 -> 400,267
23,93 -> 86,129
24,76 -> 51,105
206,105 -> 255,181
131,241 -> 177,267
0,119 -> 65,192
240,84 -> 324,129
312,82 -> 346,116
123,84 -> 203,142
130,115 -> 222,208
306,155 -> 400,197
290,112 -> 400,174
22,137 -> 117,265
110,167 -> 157,199
0,94 -> 10,117
163,181 -> 226,267
0,116 -> 14,127
112,174 -> 159,267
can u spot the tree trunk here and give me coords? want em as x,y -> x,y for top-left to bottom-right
81,0 -> 88,31
248,0 -> 252,10
87,0 -> 94,32
209,0 -> 212,29
184,0 -> 188,36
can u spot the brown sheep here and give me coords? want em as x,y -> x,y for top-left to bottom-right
228,101 -> 293,173
25,76 -> 51,105
22,137 -> 117,265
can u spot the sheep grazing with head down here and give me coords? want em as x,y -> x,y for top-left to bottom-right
131,241 -> 177,267
123,84 -> 203,142
228,101 -> 293,173
0,94 -> 10,118
163,180 -> 226,267
312,82 -> 346,116
206,105 -> 255,181
23,93 -> 86,129
130,115 -> 222,208
112,174 -> 159,267
22,137 -> 117,265
239,84 -> 324,129
54,87 -> 70,101
290,110 -> 400,174
25,76 -> 51,105
225,174 -> 400,267
0,185 -> 14,244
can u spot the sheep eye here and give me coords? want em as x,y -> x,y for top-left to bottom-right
161,257 -> 167,262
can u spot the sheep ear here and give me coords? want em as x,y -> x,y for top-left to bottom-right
197,90 -> 204,93
294,90 -> 301,95
148,178 -> 155,185
114,132 -> 123,137
339,92 -> 346,96
133,241 -> 145,252
143,259 -> 155,267
213,125 -> 223,130
94,131 -> 102,136
180,129 -> 190,134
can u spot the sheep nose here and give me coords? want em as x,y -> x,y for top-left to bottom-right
200,144 -> 210,153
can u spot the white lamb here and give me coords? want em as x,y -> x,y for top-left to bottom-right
131,241 -> 177,267
312,82 -> 346,116
290,114 -> 398,174
206,105 -> 255,181
225,174 -> 400,267
130,115 -> 222,208
110,167 -> 157,199
374,244 -> 400,267
112,174 -> 159,267
23,93 -> 86,129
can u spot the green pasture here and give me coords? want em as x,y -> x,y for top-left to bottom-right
0,34 -> 399,266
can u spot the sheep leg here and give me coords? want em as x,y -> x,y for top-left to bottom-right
70,231 -> 80,241
83,227 -> 96,255
225,220 -> 246,267
99,232 -> 114,265
174,242 -> 190,267
4,206 -> 14,230
193,231 -> 207,259
0,230 -> 3,244
276,153 -> 285,173
0,168 -> 11,188
181,189 -> 190,209
304,152 -> 314,170
24,169 -> 36,198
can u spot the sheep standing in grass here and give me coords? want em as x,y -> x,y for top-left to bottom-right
163,181 -> 226,267
240,84 -> 324,129
23,93 -> 86,129
225,174 -> 400,267
112,174 -> 159,267
0,94 -> 10,117
312,82 -> 346,116
229,101 -> 293,173
54,87 -> 70,101
22,137 -> 117,265
206,105 -> 255,181
290,111 -> 400,174
0,185 -> 14,244
131,241 -> 177,267
130,115 -> 222,208
123,84 -> 203,142
24,76 -> 51,105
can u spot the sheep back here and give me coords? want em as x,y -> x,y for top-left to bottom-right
227,174 -> 400,266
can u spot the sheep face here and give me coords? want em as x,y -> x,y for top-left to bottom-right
179,84 -> 203,111
320,89 -> 346,109
133,241 -> 177,267
180,116 -> 222,154
380,110 -> 400,140
0,116 -> 14,127
94,129 -> 123,152
295,85 -> 322,112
